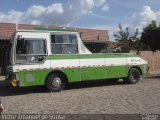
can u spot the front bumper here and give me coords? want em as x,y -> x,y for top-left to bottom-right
10,79 -> 18,87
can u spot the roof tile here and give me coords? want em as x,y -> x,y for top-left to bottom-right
0,23 -> 109,41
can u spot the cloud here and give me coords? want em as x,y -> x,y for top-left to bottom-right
0,10 -> 23,23
25,3 -> 64,25
89,6 -> 160,41
111,6 -> 160,40
0,0 -> 108,26
101,4 -> 110,12
94,0 -> 106,7
130,6 -> 160,32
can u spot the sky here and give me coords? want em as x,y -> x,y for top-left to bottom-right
0,0 -> 160,40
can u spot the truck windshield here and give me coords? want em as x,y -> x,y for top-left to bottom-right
15,39 -> 47,64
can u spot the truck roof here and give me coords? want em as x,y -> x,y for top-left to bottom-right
35,28 -> 77,32
16,28 -> 78,34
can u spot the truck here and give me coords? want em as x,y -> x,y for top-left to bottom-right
5,28 -> 148,92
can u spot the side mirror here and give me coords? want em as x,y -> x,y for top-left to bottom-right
17,38 -> 25,47
38,56 -> 44,61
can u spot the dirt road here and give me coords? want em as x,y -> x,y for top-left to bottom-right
0,77 -> 160,114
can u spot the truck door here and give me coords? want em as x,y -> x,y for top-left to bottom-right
80,54 -> 106,81
105,54 -> 127,79
15,38 -> 48,86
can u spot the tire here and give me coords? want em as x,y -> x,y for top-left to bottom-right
46,73 -> 66,92
124,68 -> 140,84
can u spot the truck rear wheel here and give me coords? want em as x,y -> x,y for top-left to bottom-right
124,68 -> 140,84
46,73 -> 66,92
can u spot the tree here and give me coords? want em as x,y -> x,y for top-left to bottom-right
114,24 -> 140,52
140,20 -> 160,52
129,28 -> 140,50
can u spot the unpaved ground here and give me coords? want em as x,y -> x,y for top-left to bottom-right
0,77 -> 160,114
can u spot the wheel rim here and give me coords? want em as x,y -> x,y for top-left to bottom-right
52,77 -> 62,88
131,71 -> 139,81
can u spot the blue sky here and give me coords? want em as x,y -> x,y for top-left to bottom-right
0,0 -> 160,40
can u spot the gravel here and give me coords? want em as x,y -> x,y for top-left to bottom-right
0,77 -> 160,114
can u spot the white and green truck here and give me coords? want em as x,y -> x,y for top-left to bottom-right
6,28 -> 148,92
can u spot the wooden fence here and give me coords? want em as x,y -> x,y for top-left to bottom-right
140,51 -> 160,74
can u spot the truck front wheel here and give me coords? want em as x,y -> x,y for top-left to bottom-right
46,73 -> 66,92
124,68 -> 140,84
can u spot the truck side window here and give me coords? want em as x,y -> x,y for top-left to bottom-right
16,39 -> 47,63
51,35 -> 78,54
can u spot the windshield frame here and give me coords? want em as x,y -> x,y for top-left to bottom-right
9,32 -> 16,65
